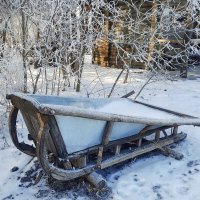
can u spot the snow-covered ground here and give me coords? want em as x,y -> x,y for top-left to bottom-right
1,64 -> 200,200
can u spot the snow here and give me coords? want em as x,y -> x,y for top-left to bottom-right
96,99 -> 181,119
56,116 -> 106,153
109,126 -> 200,200
1,65 -> 200,199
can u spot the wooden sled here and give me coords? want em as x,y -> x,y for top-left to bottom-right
7,93 -> 200,188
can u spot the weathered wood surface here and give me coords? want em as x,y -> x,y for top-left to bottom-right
8,95 -> 68,159
8,93 -> 200,126
101,121 -> 114,146
7,93 -> 192,186
100,133 -> 187,169
161,146 -> 184,160
47,116 -> 68,158
86,172 -> 106,189
39,105 -> 200,126
37,124 -> 186,181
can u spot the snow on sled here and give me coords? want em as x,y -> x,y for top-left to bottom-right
6,93 -> 200,188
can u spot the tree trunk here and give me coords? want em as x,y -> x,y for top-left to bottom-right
1,17 -> 10,59
76,57 -> 84,92
21,7 -> 27,92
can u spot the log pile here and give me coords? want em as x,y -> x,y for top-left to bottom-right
93,41 -> 146,69
92,0 -> 188,69
92,0 -> 153,69
92,39 -> 109,67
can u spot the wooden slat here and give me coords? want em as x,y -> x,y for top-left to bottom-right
100,133 -> 187,169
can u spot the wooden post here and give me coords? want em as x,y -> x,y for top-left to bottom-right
161,146 -> 184,160
155,131 -> 160,141
172,126 -> 178,136
97,121 -> 114,164
71,156 -> 87,169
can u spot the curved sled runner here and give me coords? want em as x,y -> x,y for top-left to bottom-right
6,93 -> 200,188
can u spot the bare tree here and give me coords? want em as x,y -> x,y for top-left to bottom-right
0,0 -> 199,97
